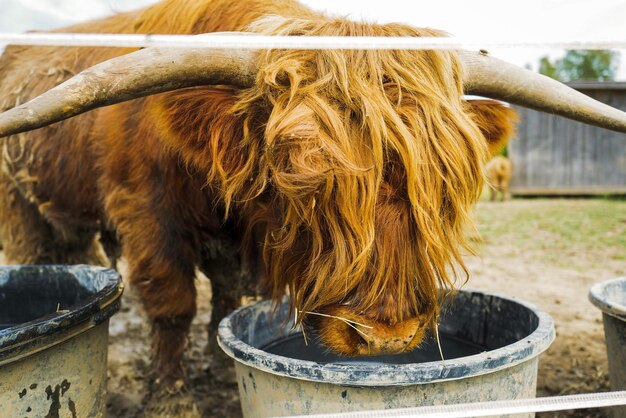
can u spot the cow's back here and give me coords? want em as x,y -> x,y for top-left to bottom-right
0,0 -> 317,225
0,10 -> 149,223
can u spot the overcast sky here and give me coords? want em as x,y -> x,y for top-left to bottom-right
0,0 -> 624,79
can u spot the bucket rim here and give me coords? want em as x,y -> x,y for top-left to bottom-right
217,289 -> 555,386
589,276 -> 626,321
0,264 -> 123,365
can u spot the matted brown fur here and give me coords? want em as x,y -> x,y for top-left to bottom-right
0,0 -> 518,386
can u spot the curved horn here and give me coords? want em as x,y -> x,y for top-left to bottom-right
460,50 -> 626,133
2,43 -> 625,136
0,44 -> 258,137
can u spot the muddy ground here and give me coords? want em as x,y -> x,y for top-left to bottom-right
3,198 -> 625,417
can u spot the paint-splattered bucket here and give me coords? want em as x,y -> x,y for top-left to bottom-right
0,265 -> 123,418
218,290 -> 555,417
589,277 -> 626,418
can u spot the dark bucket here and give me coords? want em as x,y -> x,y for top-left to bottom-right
218,289 -> 555,417
589,277 -> 626,418
0,265 -> 123,418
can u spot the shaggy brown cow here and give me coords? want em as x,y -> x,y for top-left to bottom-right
1,0 -> 625,414
486,155 -> 513,201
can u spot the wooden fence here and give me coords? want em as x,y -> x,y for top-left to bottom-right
508,82 -> 626,195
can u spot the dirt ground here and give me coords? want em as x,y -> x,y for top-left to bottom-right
3,198 -> 625,417
466,198 -> 625,418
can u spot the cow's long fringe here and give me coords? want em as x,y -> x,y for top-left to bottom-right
200,17 -> 489,329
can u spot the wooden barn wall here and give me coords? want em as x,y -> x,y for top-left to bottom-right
508,87 -> 626,195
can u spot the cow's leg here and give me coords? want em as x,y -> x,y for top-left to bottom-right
489,185 -> 497,202
123,241 -> 200,417
99,225 -> 121,269
132,269 -> 196,388
0,176 -> 106,265
502,181 -> 511,201
496,176 -> 506,201
491,176 -> 504,202
0,177 -> 55,264
107,191 -> 200,416
122,232 -> 197,380
206,275 -> 240,382
199,229 -> 258,382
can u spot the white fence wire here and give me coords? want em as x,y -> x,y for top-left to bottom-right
1,32 -> 626,50
281,390 -> 626,418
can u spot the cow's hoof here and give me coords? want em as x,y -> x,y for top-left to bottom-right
140,380 -> 201,418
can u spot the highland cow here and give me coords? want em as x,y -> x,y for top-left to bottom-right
486,155 -> 513,201
1,0 -> 625,415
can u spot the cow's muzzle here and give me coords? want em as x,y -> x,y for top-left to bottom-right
309,306 -> 426,356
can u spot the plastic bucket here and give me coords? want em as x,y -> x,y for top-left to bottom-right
218,289 -> 555,417
589,277 -> 626,418
0,265 -> 123,418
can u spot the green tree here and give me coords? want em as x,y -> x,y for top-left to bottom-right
538,56 -> 558,79
538,50 -> 619,82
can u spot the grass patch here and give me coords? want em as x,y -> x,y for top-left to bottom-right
472,198 -> 626,269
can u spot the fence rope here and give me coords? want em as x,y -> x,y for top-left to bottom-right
280,390 -> 626,418
1,33 -> 626,50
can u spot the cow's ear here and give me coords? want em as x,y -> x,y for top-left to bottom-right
464,100 -> 519,156
151,86 -> 245,176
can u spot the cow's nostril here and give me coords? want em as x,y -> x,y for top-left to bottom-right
350,326 -> 370,349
